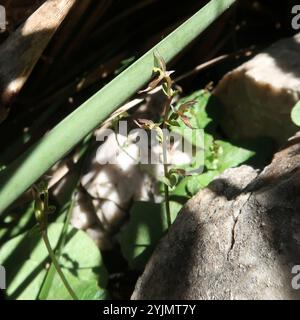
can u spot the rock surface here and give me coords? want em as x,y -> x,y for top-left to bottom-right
214,32 -> 300,145
132,134 -> 300,300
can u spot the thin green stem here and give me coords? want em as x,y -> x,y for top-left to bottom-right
58,194 -> 76,254
38,193 -> 76,300
41,230 -> 78,300
162,96 -> 173,228
163,178 -> 171,227
38,142 -> 92,300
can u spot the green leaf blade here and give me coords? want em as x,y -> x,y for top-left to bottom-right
291,101 -> 300,126
0,0 -> 236,215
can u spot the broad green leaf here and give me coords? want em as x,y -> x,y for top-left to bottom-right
171,90 -> 223,131
206,140 -> 255,172
227,137 -> 274,168
170,178 -> 191,197
177,90 -> 213,129
171,170 -> 219,198
291,101 -> 300,126
170,91 -> 216,146
118,201 -> 182,270
45,273 -> 108,300
186,171 -> 219,196
0,223 -> 108,300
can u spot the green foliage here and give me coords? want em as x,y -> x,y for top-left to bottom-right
291,101 -> 300,126
0,202 -> 35,245
118,201 -> 182,270
168,90 -> 257,197
172,90 -> 218,130
172,170 -> 219,197
0,223 -> 108,300
0,0 -> 236,215
1,0 -> 269,299
117,88 -> 273,270
206,139 -> 256,172
45,275 -> 108,300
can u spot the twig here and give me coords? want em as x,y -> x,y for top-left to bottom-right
175,48 -> 254,82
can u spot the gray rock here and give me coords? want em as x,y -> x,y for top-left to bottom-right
132,135 -> 300,300
214,33 -> 300,145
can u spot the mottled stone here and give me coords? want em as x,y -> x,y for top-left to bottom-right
132,134 -> 300,299
214,33 -> 300,145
